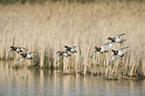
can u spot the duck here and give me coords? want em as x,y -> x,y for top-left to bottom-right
90,42 -> 111,58
64,45 -> 79,54
108,47 -> 129,65
64,45 -> 80,54
107,33 -> 126,51
107,33 -> 126,43
17,52 -> 37,66
56,51 -> 71,64
7,46 -> 28,58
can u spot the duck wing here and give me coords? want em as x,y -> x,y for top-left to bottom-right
71,46 -> 80,49
56,51 -> 60,54
108,55 -> 116,65
122,39 -> 126,41
66,52 -> 71,57
107,42 -> 114,52
63,52 -> 71,58
17,57 -> 24,66
64,50 -> 69,53
56,55 -> 62,64
27,52 -> 37,55
103,42 -> 111,46
18,47 -> 28,50
116,33 -> 125,38
7,49 -> 13,58
119,46 -> 129,51
90,50 -> 97,58
101,42 -> 111,49
70,49 -> 77,54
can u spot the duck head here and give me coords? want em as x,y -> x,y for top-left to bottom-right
108,37 -> 112,40
94,46 -> 98,49
20,53 -> 25,56
111,49 -> 116,53
64,45 -> 69,48
94,46 -> 101,51
10,46 -> 14,49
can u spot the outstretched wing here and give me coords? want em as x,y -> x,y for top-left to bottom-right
102,42 -> 111,47
90,50 -> 97,58
18,47 -> 28,50
108,55 -> 116,65
70,49 -> 77,54
71,46 -> 80,49
119,46 -> 129,51
27,52 -> 37,55
107,43 -> 114,52
56,51 -> 60,54
63,52 -> 71,58
116,33 -> 125,38
64,50 -> 68,53
122,39 -> 126,42
7,49 -> 13,58
56,55 -> 62,64
17,57 -> 24,66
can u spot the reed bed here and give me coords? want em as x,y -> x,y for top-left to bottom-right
0,2 -> 145,79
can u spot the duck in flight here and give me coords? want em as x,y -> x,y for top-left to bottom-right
107,33 -> 126,51
56,51 -> 71,64
64,45 -> 80,54
7,46 -> 28,58
90,42 -> 111,58
108,47 -> 129,65
17,52 -> 37,66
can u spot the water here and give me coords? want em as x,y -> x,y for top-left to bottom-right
0,62 -> 145,96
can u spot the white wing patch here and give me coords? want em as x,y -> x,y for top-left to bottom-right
18,57 -> 24,66
90,51 -> 97,58
56,55 -> 62,64
107,43 -> 114,51
108,55 -> 116,65
7,49 -> 13,58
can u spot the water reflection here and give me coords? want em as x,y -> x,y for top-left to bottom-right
0,61 -> 145,96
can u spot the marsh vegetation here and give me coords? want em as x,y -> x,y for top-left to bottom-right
0,1 -> 145,79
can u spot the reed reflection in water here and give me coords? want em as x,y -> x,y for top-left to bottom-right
0,61 -> 145,96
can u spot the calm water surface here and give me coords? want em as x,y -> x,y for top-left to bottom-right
0,61 -> 145,96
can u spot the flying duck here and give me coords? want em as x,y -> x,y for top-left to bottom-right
108,47 -> 129,65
